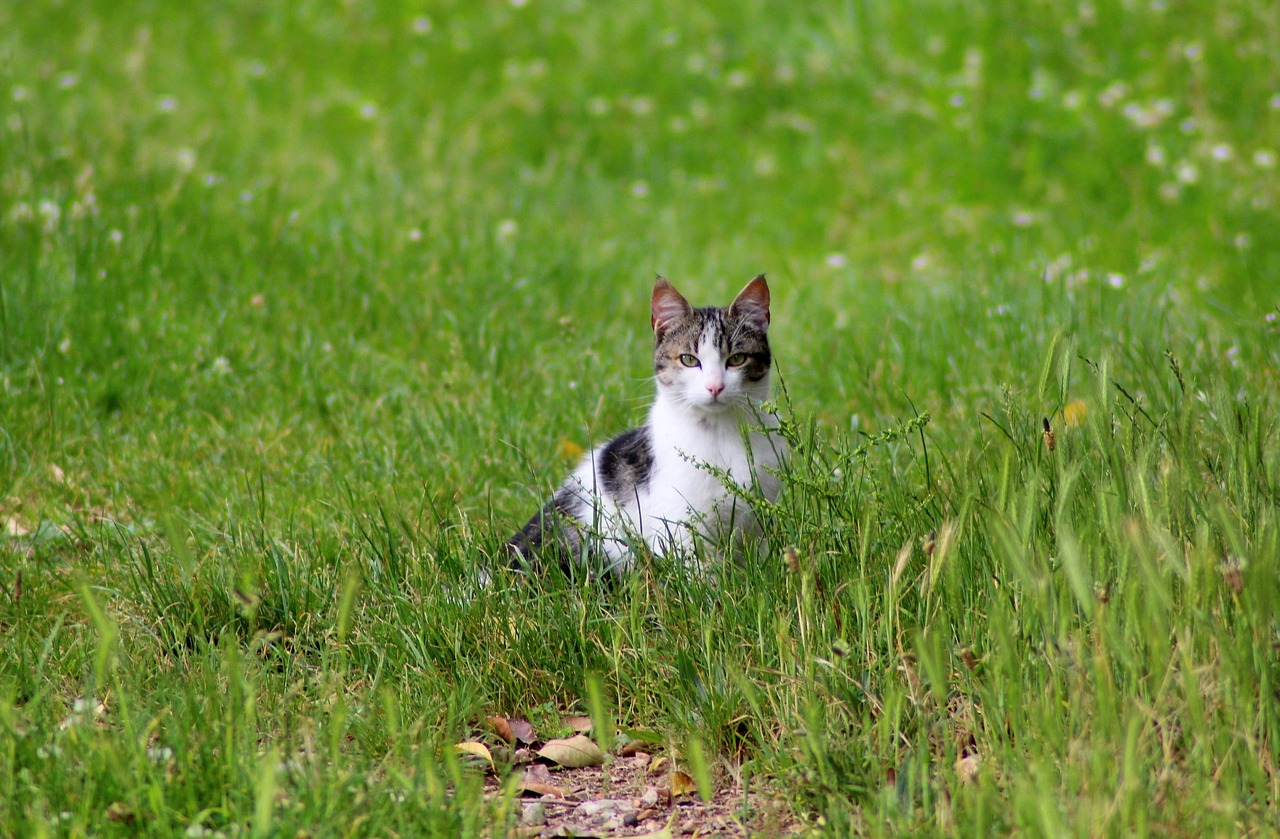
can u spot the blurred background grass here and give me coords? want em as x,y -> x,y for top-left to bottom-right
4,0 -> 1276,525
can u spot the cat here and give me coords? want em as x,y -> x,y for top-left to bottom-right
506,274 -> 785,575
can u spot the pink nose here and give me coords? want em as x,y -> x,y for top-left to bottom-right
706,380 -> 725,398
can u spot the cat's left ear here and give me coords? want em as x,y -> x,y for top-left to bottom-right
729,274 -> 770,331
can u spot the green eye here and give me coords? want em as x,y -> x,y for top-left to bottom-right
726,352 -> 748,367
678,353 -> 700,368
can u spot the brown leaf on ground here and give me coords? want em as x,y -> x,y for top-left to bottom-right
510,717 -> 538,744
538,734 -> 605,768
517,782 -> 566,798
519,763 -> 562,795
618,740 -> 655,757
670,770 -> 697,797
563,714 -> 594,733
490,715 -> 516,744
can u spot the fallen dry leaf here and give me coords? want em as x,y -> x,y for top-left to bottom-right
509,717 -> 538,744
516,781 -> 565,798
489,715 -> 515,744
522,764 -> 556,786
563,714 -> 593,733
455,741 -> 494,769
647,755 -> 668,775
619,740 -> 655,757
537,734 -> 605,768
671,770 -> 697,797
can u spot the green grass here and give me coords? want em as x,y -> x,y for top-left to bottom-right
2,0 -> 1279,835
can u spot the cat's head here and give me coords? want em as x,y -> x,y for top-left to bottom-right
650,275 -> 772,413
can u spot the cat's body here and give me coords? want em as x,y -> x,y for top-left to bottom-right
507,275 -> 784,574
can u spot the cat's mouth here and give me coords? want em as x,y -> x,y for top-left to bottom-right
698,393 -> 740,411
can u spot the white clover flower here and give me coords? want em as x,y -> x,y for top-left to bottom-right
1097,81 -> 1127,108
495,219 -> 519,243
824,253 -> 847,268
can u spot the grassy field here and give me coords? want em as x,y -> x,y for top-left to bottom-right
2,0 -> 1279,835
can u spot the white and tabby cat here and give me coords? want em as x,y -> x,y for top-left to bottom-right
507,275 -> 785,574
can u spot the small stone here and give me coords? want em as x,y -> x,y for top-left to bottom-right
520,802 -> 546,826
574,798 -> 635,820
639,786 -> 661,807
622,812 -> 639,827
680,817 -> 698,834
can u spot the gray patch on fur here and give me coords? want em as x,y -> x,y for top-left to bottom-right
599,426 -> 654,498
506,488 -> 585,572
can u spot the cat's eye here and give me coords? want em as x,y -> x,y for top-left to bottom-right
678,353 -> 700,368
725,352 -> 748,367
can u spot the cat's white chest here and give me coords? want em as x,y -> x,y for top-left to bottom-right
635,401 -> 784,555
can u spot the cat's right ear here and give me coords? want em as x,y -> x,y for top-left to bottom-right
651,276 -> 692,339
